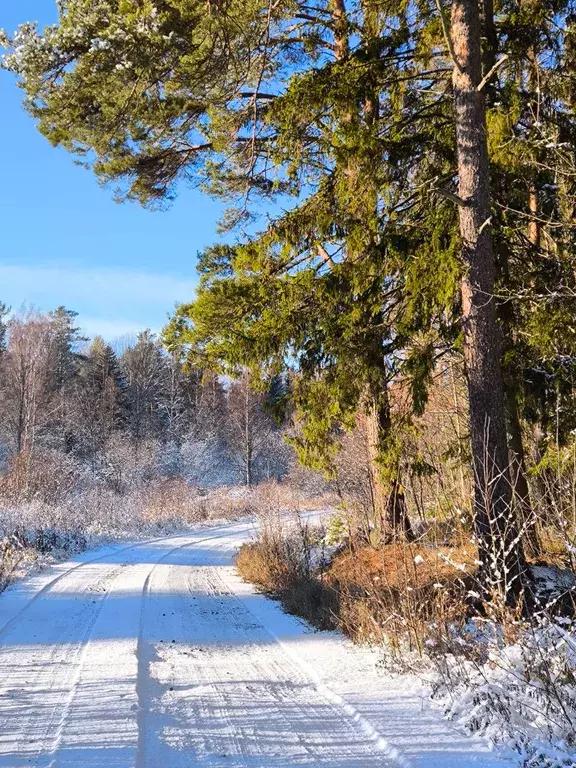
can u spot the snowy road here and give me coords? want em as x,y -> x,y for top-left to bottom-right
0,521 -> 517,768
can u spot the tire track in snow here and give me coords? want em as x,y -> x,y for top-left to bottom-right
198,562 -> 368,766
0,561 -> 128,767
183,564 -> 315,765
0,539 -> 164,641
0,521 -> 254,642
0,525 -> 252,768
134,526 -> 255,768
203,550 -> 412,768
140,544 -> 320,766
40,564 -> 129,768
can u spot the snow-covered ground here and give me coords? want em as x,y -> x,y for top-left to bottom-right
0,519 -> 518,768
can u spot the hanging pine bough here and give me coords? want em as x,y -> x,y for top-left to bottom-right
5,0 -> 576,602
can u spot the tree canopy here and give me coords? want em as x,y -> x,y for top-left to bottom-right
5,0 -> 576,592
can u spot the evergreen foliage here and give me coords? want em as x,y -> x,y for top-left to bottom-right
5,0 -> 576,590
121,330 -> 166,443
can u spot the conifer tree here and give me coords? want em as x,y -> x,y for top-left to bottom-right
7,0 -> 576,591
48,307 -> 84,390
47,306 -> 86,450
120,330 -> 165,448
75,336 -> 127,459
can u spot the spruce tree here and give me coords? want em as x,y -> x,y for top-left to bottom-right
75,336 -> 127,459
48,307 -> 84,390
7,0 -> 576,592
120,330 -> 165,448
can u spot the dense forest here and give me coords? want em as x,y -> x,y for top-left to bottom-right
2,0 -> 576,764
0,304 -> 292,493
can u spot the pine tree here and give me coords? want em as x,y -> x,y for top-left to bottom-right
48,307 -> 84,389
8,0 -> 576,593
74,336 -> 127,460
446,0 -> 525,592
120,330 -> 165,449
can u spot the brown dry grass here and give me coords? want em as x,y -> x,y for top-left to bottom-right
236,534 -> 475,651
325,544 -> 472,650
236,541 -> 279,589
328,543 -> 476,591
142,478 -> 207,525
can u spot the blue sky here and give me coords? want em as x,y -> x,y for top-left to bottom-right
0,1 -> 228,340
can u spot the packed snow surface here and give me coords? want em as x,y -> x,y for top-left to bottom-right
0,520 -> 518,767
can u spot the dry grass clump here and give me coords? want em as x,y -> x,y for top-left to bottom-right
236,522 -> 339,631
326,543 -> 472,652
236,518 -> 475,649
236,542 -> 275,587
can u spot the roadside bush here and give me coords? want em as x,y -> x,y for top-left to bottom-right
237,512 -> 339,630
0,535 -> 24,593
431,617 -> 576,767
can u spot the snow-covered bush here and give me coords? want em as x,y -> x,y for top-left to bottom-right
430,618 -> 576,767
181,436 -> 238,488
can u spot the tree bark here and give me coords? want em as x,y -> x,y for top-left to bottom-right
528,182 -> 540,249
450,0 -> 524,597
332,0 -> 349,60
365,380 -> 415,543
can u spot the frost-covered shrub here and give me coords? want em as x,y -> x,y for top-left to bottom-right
431,619 -> 576,767
154,441 -> 183,478
181,436 -> 237,488
0,449 -> 83,504
0,534 -> 25,592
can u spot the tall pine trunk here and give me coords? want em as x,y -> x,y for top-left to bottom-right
450,0 -> 524,596
482,0 -> 539,558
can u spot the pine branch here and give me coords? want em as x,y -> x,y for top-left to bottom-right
477,55 -> 509,92
433,187 -> 469,207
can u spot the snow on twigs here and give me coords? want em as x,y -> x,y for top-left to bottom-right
430,618 -> 576,767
